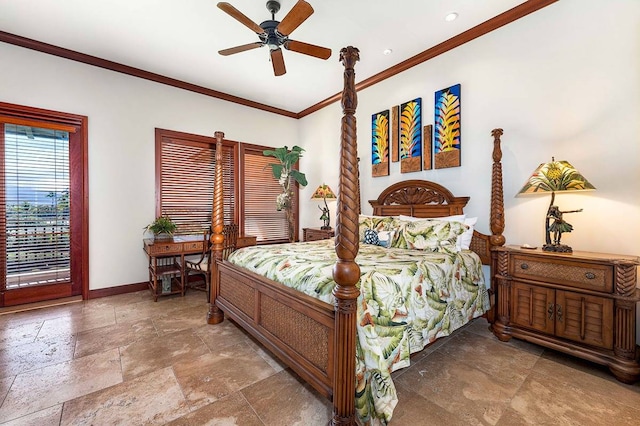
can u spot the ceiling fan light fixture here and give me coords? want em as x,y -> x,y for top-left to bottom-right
218,0 -> 331,76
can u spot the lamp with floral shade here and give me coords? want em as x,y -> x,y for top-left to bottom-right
310,183 -> 337,230
517,157 -> 595,252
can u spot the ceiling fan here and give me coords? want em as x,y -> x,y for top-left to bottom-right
217,0 -> 332,76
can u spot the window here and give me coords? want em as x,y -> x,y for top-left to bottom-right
0,102 -> 88,307
155,129 -> 298,243
4,125 -> 70,287
156,129 -> 236,234
242,144 -> 297,243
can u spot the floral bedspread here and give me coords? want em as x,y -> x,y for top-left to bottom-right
227,239 -> 490,425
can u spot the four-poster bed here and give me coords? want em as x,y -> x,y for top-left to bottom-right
206,46 -> 506,425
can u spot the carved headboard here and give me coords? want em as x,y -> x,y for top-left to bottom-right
369,179 -> 491,265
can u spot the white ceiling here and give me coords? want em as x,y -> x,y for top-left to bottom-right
0,0 -> 527,113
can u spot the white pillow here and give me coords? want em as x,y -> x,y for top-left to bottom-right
459,217 -> 477,250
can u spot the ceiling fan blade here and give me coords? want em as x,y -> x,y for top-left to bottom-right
218,42 -> 263,56
285,40 -> 331,60
276,0 -> 314,36
270,48 -> 286,76
217,2 -> 265,34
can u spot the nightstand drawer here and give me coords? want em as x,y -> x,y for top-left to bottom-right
511,255 -> 613,293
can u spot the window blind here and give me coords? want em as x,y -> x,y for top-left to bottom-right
3,124 -> 71,288
243,147 -> 295,243
159,137 -> 235,234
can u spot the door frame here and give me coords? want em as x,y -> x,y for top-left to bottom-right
0,102 -> 89,306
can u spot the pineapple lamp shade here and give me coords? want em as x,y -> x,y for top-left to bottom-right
310,184 -> 337,230
518,158 -> 595,252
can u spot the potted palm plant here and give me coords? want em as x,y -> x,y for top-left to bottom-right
263,145 -> 307,242
144,215 -> 177,240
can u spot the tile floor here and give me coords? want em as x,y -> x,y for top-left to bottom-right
1,289 -> 640,425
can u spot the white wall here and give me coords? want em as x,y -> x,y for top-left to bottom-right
1,0 -> 638,292
0,42 -> 299,290
299,0 -> 640,259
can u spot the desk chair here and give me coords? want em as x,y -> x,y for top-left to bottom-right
184,224 -> 239,292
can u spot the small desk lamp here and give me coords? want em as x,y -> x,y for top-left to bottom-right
310,183 -> 337,230
518,158 -> 595,252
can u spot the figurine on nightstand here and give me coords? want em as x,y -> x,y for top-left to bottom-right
318,205 -> 330,230
545,205 -> 583,252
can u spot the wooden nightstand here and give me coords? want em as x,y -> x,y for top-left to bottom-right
303,227 -> 335,242
492,245 -> 640,383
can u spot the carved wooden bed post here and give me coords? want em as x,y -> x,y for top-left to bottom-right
207,130 -> 225,325
331,46 -> 360,426
488,128 -> 505,324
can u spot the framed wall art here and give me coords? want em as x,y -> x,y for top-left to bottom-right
371,109 -> 390,177
434,84 -> 461,169
400,98 -> 422,173
423,124 -> 432,170
391,105 -> 399,162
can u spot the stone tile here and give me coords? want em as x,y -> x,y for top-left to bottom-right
0,375 -> 15,406
74,318 -> 158,358
532,350 -> 640,409
0,302 -> 83,329
1,404 -> 62,426
0,348 -> 122,422
60,367 -> 190,425
119,329 -> 210,380
153,304 -> 210,336
194,320 -> 255,352
166,392 -> 264,426
82,290 -> 150,310
114,299 -> 165,324
113,293 -> 204,325
391,383 -> 472,426
172,342 -> 278,410
394,349 -> 526,425
242,370 -> 331,426
498,371 -> 640,426
0,320 -> 42,349
440,329 -> 541,378
36,307 -> 116,340
0,333 -> 76,379
249,342 -> 287,373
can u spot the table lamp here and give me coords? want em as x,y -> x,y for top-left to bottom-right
310,183 -> 337,230
518,157 -> 595,253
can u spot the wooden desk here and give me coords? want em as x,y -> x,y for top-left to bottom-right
143,234 -> 257,301
143,235 -> 204,301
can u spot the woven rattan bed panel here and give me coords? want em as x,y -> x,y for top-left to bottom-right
260,294 -> 330,373
219,273 -> 255,320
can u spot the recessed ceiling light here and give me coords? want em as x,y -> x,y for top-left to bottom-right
445,12 -> 458,22
383,48 -> 393,55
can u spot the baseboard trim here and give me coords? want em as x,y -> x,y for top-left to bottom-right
88,282 -> 148,299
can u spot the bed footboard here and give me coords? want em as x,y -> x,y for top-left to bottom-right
215,261 -> 335,398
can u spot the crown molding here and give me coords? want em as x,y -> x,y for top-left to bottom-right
0,0 -> 557,120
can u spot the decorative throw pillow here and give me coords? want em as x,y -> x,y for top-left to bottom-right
392,219 -> 467,251
398,214 -> 472,250
363,228 -> 380,245
358,214 -> 398,242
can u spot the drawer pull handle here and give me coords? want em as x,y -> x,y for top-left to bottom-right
585,272 -> 596,280
520,263 -> 529,270
547,303 -> 555,320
